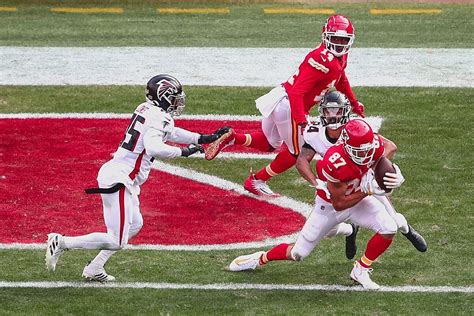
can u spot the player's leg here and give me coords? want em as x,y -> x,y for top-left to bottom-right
84,193 -> 143,281
228,197 -> 345,271
348,197 -> 398,290
374,195 -> 427,252
244,100 -> 300,197
325,222 -> 359,260
46,185 -> 131,272
243,114 -> 285,197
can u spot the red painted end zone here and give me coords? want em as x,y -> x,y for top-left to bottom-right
0,118 -> 304,244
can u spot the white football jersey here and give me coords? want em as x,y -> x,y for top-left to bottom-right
303,122 -> 341,158
97,101 -> 199,192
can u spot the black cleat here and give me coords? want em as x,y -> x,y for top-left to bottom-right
345,223 -> 359,260
402,225 -> 428,252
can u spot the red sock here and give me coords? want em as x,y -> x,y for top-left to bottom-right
260,243 -> 291,265
359,233 -> 393,268
234,132 -> 272,152
255,149 -> 297,181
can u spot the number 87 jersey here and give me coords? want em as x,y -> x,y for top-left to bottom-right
316,134 -> 385,202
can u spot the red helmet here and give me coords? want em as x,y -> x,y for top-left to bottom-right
341,119 -> 375,165
321,15 -> 355,57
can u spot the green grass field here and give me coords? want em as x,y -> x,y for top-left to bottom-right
1,0 -> 473,314
0,0 -> 472,47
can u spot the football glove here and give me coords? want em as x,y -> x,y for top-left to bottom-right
360,169 -> 385,196
351,101 -> 365,118
383,164 -> 405,189
181,144 -> 204,157
198,126 -> 232,144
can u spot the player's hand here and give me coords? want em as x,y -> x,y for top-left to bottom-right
198,126 -> 232,144
360,169 -> 385,195
352,101 -> 365,118
383,163 -> 405,189
181,144 -> 204,157
315,179 -> 331,198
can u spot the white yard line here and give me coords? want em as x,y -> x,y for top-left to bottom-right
0,281 -> 472,293
1,47 -> 472,87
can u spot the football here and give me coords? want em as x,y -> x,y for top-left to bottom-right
374,156 -> 396,193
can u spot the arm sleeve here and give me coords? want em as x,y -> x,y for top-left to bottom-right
167,127 -> 200,144
335,70 -> 357,105
143,128 -> 182,159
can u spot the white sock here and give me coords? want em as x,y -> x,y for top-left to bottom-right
63,233 -> 119,250
90,250 -> 116,266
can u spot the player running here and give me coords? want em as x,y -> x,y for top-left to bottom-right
205,15 -> 365,197
45,74 -> 230,282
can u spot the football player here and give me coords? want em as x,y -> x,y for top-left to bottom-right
297,91 -> 427,255
205,15 -> 365,197
228,119 -> 409,290
45,74 -> 230,281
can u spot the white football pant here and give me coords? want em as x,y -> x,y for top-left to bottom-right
261,97 -> 304,155
63,184 -> 143,252
291,196 -> 397,261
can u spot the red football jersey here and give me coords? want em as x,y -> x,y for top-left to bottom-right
316,135 -> 385,202
282,43 -> 357,125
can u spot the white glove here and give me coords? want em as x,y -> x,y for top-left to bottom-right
315,179 -> 331,198
360,169 -> 386,196
383,164 -> 405,189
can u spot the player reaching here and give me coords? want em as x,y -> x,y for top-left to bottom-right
205,15 -> 365,197
45,74 -> 230,281
228,119 -> 410,290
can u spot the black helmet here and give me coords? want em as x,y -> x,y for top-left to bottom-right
318,90 -> 351,129
145,74 -> 186,116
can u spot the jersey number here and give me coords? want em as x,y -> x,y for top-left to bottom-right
121,114 -> 145,151
328,152 -> 346,168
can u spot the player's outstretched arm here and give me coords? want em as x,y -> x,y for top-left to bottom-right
181,144 -> 204,157
295,146 -> 317,186
198,126 -> 232,144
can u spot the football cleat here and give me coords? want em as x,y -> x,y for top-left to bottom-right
82,262 -> 116,282
228,251 -> 265,272
244,172 -> 280,198
345,223 -> 359,260
45,233 -> 65,272
402,225 -> 428,252
205,128 -> 235,160
350,261 -> 380,290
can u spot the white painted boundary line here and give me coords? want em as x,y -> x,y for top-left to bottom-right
0,113 -> 262,121
0,281 -> 472,293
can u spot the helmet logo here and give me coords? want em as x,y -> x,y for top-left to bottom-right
156,79 -> 178,102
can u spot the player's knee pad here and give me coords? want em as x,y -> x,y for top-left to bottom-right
378,217 -> 398,235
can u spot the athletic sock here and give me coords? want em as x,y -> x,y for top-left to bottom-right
359,233 -> 393,268
260,243 -> 291,265
255,149 -> 297,181
234,132 -> 272,152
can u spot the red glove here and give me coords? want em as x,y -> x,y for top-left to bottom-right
352,101 -> 365,118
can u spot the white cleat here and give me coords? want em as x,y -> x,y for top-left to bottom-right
228,251 -> 265,272
350,261 -> 380,290
82,262 -> 116,282
45,233 -> 65,272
